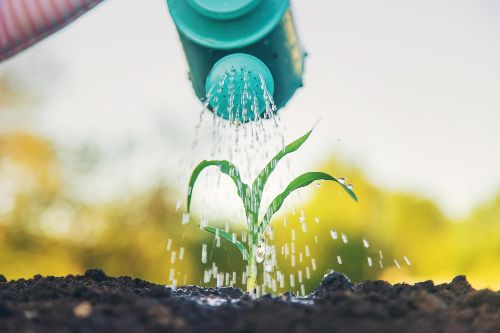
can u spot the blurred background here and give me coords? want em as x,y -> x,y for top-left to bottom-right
1,0 -> 500,294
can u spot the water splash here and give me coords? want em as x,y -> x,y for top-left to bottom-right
341,233 -> 348,243
256,239 -> 265,263
363,238 -> 369,248
330,230 -> 338,239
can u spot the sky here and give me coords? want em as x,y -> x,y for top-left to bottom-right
1,0 -> 499,219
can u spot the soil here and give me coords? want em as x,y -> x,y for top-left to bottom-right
1,269 -> 499,333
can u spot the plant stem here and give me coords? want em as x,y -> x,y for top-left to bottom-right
247,233 -> 258,294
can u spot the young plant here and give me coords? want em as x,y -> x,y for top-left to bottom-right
187,128 -> 358,293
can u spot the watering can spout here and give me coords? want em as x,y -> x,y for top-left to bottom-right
167,0 -> 305,121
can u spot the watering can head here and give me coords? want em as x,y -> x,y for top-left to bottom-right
167,0 -> 304,122
205,53 -> 274,123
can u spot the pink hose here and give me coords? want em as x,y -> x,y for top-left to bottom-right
0,0 -> 103,61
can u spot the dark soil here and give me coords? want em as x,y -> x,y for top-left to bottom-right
1,269 -> 500,332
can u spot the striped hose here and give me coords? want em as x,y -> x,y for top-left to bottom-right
0,0 -> 103,61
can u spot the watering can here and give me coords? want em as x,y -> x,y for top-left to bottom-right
167,0 -> 305,122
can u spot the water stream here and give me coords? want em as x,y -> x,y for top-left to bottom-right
169,72 -> 410,296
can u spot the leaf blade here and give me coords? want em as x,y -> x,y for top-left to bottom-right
250,130 -> 313,217
187,160 -> 248,212
252,130 -> 312,193
258,172 -> 358,234
200,225 -> 248,258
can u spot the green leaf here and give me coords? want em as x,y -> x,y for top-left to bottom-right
250,129 -> 313,214
187,160 -> 248,212
199,225 -> 248,258
258,172 -> 358,234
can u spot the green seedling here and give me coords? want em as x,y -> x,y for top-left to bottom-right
187,128 -> 358,293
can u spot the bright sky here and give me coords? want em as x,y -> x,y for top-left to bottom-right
1,0 -> 499,219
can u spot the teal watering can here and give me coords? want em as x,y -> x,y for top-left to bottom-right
167,0 -> 305,122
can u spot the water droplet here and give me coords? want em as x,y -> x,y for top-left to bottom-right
379,260 -> 383,268
367,257 -> 372,266
316,183 -> 322,187
394,260 -> 401,269
201,244 -> 207,263
379,251 -> 383,259
337,178 -> 347,184
324,268 -> 334,277
311,258 -> 316,270
176,199 -> 182,211
182,213 -> 190,225
337,256 -> 342,264
171,251 -> 176,264
341,233 -> 348,243
315,217 -> 319,223
363,238 -> 369,248
330,230 -> 338,239
305,246 -> 310,257
347,184 -> 354,190
291,229 -> 296,241
166,239 -> 172,251
404,256 -> 411,265
217,273 -> 223,288
179,248 -> 184,260
301,223 -> 307,232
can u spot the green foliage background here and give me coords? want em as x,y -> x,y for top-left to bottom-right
1,133 -> 500,293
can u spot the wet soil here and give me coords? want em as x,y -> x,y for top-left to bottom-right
1,269 -> 499,332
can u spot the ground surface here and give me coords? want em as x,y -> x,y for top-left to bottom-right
1,269 -> 500,332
